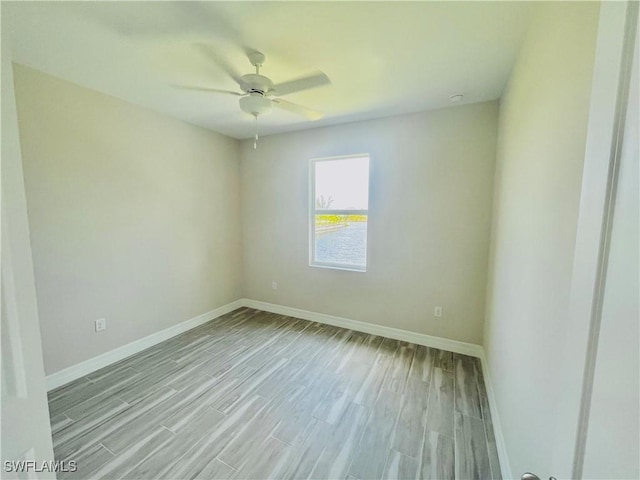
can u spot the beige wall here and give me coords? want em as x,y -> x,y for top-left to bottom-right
241,102 -> 498,345
483,2 -> 599,477
13,65 -> 243,375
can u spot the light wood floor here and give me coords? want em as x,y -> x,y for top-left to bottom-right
48,308 -> 501,479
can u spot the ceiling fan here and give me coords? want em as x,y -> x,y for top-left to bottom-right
173,48 -> 331,142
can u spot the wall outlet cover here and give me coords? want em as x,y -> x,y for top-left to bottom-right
95,318 -> 106,332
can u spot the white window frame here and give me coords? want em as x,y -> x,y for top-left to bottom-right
309,154 -> 370,272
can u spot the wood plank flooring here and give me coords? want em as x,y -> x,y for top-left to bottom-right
47,308 -> 501,479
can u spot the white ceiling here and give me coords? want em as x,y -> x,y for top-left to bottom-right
4,2 -> 533,140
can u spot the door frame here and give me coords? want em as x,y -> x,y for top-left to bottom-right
551,2 -> 638,478
1,15 -> 56,478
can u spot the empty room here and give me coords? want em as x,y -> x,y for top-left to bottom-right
2,1 -> 638,479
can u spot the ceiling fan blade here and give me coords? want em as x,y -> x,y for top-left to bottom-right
271,72 -> 330,96
194,43 -> 246,89
272,98 -> 324,121
171,85 -> 244,96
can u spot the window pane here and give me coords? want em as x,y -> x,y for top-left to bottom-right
315,156 -> 369,210
314,214 -> 367,268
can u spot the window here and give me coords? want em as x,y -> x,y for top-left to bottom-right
309,154 -> 370,272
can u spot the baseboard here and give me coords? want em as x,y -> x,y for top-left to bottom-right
46,295 -> 508,477
46,297 -> 483,390
240,298 -> 484,358
479,352 -> 513,479
46,296 -> 510,477
46,299 -> 244,391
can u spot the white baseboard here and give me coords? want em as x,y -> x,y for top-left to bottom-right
46,299 -> 244,391
240,298 -> 484,358
479,352 -> 513,479
46,296 -> 508,479
47,297 -> 483,392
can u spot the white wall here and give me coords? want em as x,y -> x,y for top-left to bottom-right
241,102 -> 498,345
582,23 -> 639,478
483,2 -> 600,477
13,65 -> 243,375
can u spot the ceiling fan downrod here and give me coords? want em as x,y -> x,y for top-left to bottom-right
248,51 -> 265,75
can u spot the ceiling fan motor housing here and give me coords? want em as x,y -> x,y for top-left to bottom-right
241,74 -> 273,95
239,73 -> 274,116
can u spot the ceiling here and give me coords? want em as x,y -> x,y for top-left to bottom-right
4,2 -> 533,140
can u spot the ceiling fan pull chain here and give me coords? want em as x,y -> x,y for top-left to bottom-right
254,114 -> 259,150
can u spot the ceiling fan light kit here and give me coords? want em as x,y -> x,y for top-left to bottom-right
174,48 -> 331,148
239,94 -> 272,116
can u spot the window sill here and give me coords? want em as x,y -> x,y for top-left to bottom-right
309,262 -> 367,273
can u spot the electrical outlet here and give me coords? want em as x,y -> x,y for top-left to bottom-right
271,281 -> 278,290
94,318 -> 106,332
434,306 -> 443,318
